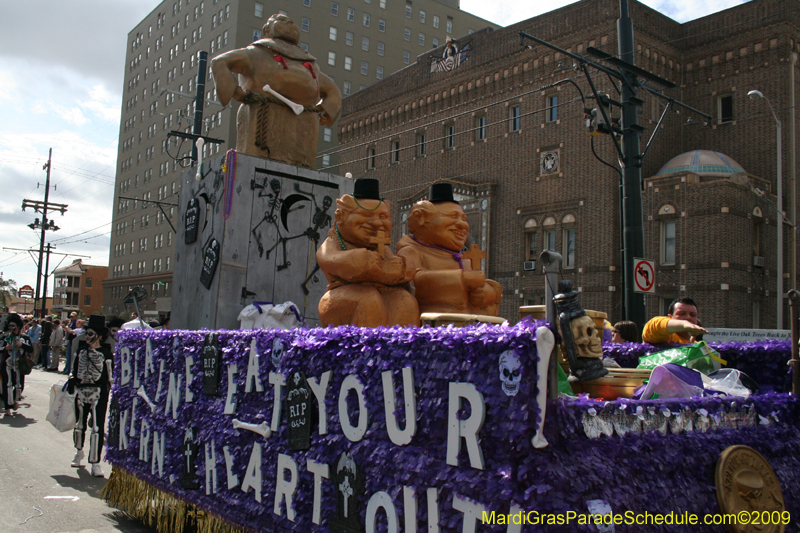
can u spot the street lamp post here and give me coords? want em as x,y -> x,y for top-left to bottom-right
748,89 -> 783,328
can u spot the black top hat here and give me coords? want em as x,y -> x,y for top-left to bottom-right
353,178 -> 381,200
428,182 -> 458,204
87,314 -> 108,335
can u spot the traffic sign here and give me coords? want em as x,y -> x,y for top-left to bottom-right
633,258 -> 655,294
18,285 -> 34,298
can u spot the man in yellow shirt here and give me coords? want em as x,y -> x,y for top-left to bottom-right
642,297 -> 709,344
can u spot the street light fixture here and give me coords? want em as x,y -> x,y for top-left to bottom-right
748,89 -> 783,328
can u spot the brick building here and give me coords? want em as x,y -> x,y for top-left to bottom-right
52,259 -> 109,319
336,0 -> 800,329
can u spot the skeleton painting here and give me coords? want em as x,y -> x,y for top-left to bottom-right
250,176 -> 334,290
330,451 -> 365,533
498,350 -> 522,396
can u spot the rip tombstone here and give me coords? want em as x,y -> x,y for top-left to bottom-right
330,451 -> 365,533
286,370 -> 314,450
202,333 -> 222,395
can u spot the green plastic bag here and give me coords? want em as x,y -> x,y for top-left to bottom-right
636,341 -> 727,375
557,364 -> 576,396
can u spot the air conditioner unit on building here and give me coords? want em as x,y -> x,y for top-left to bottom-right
753,256 -> 765,268
523,261 -> 536,271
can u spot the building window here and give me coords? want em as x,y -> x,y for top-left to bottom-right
752,300 -> 761,328
433,15 -> 439,28
546,94 -> 558,122
562,215 -> 576,268
510,106 -> 521,132
344,56 -> 352,70
405,5 -> 411,17
322,154 -> 331,167
446,19 -> 453,33
404,28 -> 411,41
323,127 -> 332,142
392,140 -> 400,162
347,8 -> 355,21
524,219 -> 538,261
331,2 -> 339,15
445,124 -> 455,149
380,0 -> 385,7
84,295 -> 91,306
360,60 -> 368,75
416,132 -> 426,156
85,277 -> 93,288
345,31 -> 353,46
301,18 -> 310,32
403,51 -> 410,64
304,0 -> 311,6
254,2 -> 263,17
661,220 -> 676,265
328,51 -> 336,66
363,13 -> 370,26
378,18 -> 385,32
718,94 -> 733,124
476,115 -> 486,141
362,37 -> 369,51
343,80 -> 351,95
376,66 -> 383,79
419,10 -> 426,23
367,146 -> 376,170
432,37 -> 438,47
330,27 -> 337,41
418,33 -> 425,46
377,42 -> 384,56
543,217 -> 556,251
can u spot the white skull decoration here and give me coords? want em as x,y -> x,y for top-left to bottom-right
272,338 -> 285,367
498,350 -> 522,396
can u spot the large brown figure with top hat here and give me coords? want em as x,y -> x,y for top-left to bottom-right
397,183 -> 503,316
317,179 -> 420,327
211,14 -> 341,168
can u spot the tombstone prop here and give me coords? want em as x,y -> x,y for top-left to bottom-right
107,396 -> 120,448
185,198 -> 200,244
200,238 -> 221,289
202,333 -> 222,395
554,280 -> 608,382
181,426 -> 201,489
286,370 -> 314,451
330,451 -> 365,533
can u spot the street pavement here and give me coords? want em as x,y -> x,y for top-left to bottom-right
0,367 -> 157,533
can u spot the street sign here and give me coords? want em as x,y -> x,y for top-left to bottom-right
18,285 -> 34,298
633,258 -> 655,294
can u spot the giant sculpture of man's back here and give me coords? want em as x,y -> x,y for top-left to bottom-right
211,14 -> 341,168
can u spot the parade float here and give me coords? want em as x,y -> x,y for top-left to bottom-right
100,13 -> 800,532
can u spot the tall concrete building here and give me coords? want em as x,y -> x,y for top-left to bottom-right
336,0 -> 800,329
103,0 -> 497,317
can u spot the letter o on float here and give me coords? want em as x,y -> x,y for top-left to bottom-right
338,374 -> 369,441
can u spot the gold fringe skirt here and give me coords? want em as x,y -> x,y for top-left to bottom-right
100,467 -> 247,533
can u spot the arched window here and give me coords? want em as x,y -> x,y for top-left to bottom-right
562,214 -> 576,268
543,216 -> 556,252
524,218 -> 538,261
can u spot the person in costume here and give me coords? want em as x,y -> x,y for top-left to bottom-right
1,314 -> 32,417
642,297 -> 708,344
211,13 -> 341,168
317,178 -> 420,327
396,183 -> 503,316
69,314 -> 113,477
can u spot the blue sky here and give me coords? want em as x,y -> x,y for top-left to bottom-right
0,0 -> 747,298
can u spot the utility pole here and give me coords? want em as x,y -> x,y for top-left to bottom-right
22,148 -> 68,317
41,243 -> 52,317
520,0 -> 710,328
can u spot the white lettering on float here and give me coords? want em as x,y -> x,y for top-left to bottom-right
382,367 -> 417,446
307,371 -> 332,435
452,493 -> 488,533
151,431 -> 165,477
165,373 -> 182,419
366,491 -> 398,533
204,439 -> 218,495
223,445 -> 239,489
274,453 -> 298,521
224,364 -> 239,415
446,382 -> 486,470
120,347 -> 132,386
245,339 -> 263,393
307,459 -> 329,525
339,374 -> 368,442
185,356 -> 195,403
269,372 -> 286,431
241,442 -> 263,502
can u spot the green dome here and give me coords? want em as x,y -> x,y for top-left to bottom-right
657,150 -> 745,177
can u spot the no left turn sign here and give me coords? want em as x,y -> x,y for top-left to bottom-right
633,258 -> 655,294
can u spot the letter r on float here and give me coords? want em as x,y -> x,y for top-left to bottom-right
446,382 -> 486,470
